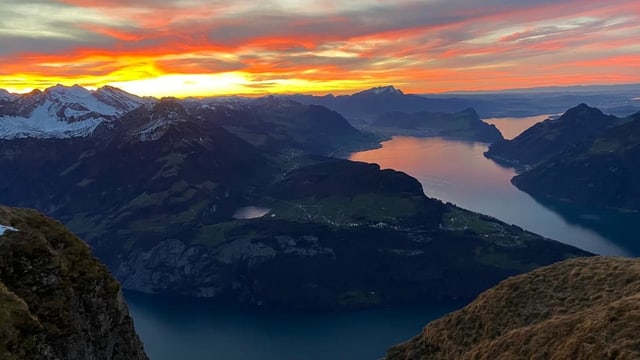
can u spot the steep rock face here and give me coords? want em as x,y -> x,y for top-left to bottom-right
485,104 -> 618,168
0,206 -> 147,360
386,256 -> 640,360
512,112 -> 640,210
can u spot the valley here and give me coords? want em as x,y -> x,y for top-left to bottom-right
1,84 -> 639,359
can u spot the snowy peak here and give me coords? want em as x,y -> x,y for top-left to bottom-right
94,85 -> 148,113
355,85 -> 405,97
0,84 -> 146,139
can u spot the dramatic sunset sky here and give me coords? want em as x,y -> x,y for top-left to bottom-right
1,0 -> 639,97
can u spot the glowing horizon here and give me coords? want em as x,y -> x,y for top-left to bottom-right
2,0 -> 640,97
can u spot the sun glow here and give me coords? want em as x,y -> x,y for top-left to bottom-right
1,0 -> 639,96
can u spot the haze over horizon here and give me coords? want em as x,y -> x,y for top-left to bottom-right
2,0 -> 639,97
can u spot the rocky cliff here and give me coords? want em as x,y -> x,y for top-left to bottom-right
0,205 -> 147,360
386,256 -> 640,360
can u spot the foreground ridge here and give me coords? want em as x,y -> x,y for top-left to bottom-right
386,256 -> 640,360
0,205 -> 148,360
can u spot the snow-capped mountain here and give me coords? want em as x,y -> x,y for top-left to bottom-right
353,85 -> 405,96
0,89 -> 15,102
0,84 -> 148,139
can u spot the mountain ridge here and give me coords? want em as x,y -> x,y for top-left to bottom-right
512,110 -> 640,210
484,103 -> 619,168
0,84 -> 148,139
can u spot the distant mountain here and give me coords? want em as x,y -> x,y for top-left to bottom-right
0,205 -> 147,360
386,256 -> 639,360
370,108 -> 503,143
288,86 -> 475,123
513,110 -> 640,210
485,104 -> 619,168
0,84 -> 147,139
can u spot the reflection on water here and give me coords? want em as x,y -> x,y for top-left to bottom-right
126,291 -> 461,360
483,114 -> 551,139
350,136 -> 634,256
233,206 -> 271,219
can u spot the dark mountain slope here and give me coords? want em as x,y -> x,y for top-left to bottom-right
370,108 -> 503,143
0,205 -> 147,360
386,256 -> 640,360
513,111 -> 640,210
189,97 -> 380,156
485,104 -> 618,168
289,86 -> 475,122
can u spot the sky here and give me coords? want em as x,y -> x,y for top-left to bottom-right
1,0 -> 639,97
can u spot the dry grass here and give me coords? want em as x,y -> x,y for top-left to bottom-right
387,256 -> 640,360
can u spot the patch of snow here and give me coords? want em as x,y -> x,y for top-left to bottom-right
45,84 -> 120,116
371,86 -> 402,95
94,85 -> 149,112
137,111 -> 184,141
0,97 -> 105,139
356,85 -> 404,96
0,224 -> 18,236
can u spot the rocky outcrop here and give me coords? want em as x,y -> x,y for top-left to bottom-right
0,206 -> 147,360
386,256 -> 640,360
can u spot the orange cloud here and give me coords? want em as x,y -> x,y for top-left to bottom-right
1,0 -> 639,96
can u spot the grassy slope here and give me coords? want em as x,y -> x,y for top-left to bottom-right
386,256 -> 640,360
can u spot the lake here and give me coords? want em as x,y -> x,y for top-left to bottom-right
483,114 -> 552,140
126,292 -> 461,360
128,115 -> 639,360
350,136 -> 636,256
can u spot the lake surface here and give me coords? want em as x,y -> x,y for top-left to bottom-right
350,136 -> 638,256
126,292 -> 461,360
483,114 -> 552,139
129,116 -> 639,360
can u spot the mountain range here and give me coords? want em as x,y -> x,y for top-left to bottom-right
0,84 -> 590,310
0,85 -> 147,139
